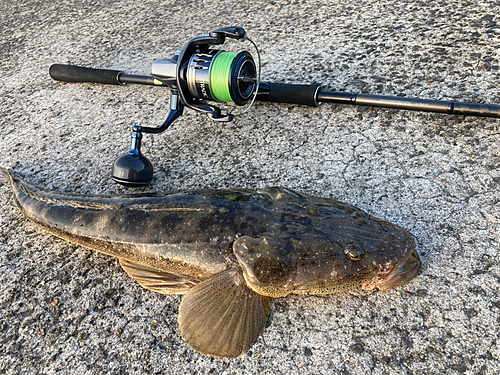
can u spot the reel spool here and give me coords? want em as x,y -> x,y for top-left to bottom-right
186,50 -> 256,105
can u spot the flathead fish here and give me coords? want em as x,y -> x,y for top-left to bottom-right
2,169 -> 421,358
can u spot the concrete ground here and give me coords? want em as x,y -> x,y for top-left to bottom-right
1,0 -> 499,374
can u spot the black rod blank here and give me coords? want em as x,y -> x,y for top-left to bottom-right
316,90 -> 500,118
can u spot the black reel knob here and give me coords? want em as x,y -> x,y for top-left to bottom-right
111,131 -> 153,187
112,152 -> 153,187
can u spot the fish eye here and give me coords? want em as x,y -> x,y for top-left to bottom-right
344,243 -> 365,262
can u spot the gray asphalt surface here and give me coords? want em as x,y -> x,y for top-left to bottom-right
1,0 -> 500,374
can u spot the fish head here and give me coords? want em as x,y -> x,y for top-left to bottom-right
233,190 -> 421,297
233,229 -> 420,298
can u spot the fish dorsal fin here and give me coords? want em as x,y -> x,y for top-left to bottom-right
119,259 -> 199,295
178,267 -> 271,358
257,186 -> 302,201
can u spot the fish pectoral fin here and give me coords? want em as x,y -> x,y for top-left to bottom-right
177,267 -> 271,359
119,259 -> 199,295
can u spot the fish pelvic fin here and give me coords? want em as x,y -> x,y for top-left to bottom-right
178,267 -> 271,358
119,259 -> 200,294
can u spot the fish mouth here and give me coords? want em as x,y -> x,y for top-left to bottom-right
377,248 -> 422,291
362,246 -> 422,291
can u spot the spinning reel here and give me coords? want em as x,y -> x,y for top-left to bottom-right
112,27 -> 260,186
52,26 -> 261,186
50,26 -> 500,186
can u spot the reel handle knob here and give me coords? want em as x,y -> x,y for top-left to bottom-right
111,132 -> 153,187
112,153 -> 153,187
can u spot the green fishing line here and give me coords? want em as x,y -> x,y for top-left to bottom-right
210,52 -> 237,102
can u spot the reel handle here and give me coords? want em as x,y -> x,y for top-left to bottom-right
50,64 -> 122,85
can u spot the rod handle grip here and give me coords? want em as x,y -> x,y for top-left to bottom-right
257,82 -> 320,107
49,64 -> 122,85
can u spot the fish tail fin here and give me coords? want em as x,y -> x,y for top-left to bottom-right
1,168 -> 24,206
0,167 -> 16,183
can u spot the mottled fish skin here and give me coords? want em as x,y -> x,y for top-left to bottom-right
4,169 -> 273,281
3,169 -> 421,358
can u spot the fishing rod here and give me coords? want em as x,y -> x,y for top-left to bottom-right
49,26 -> 500,187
